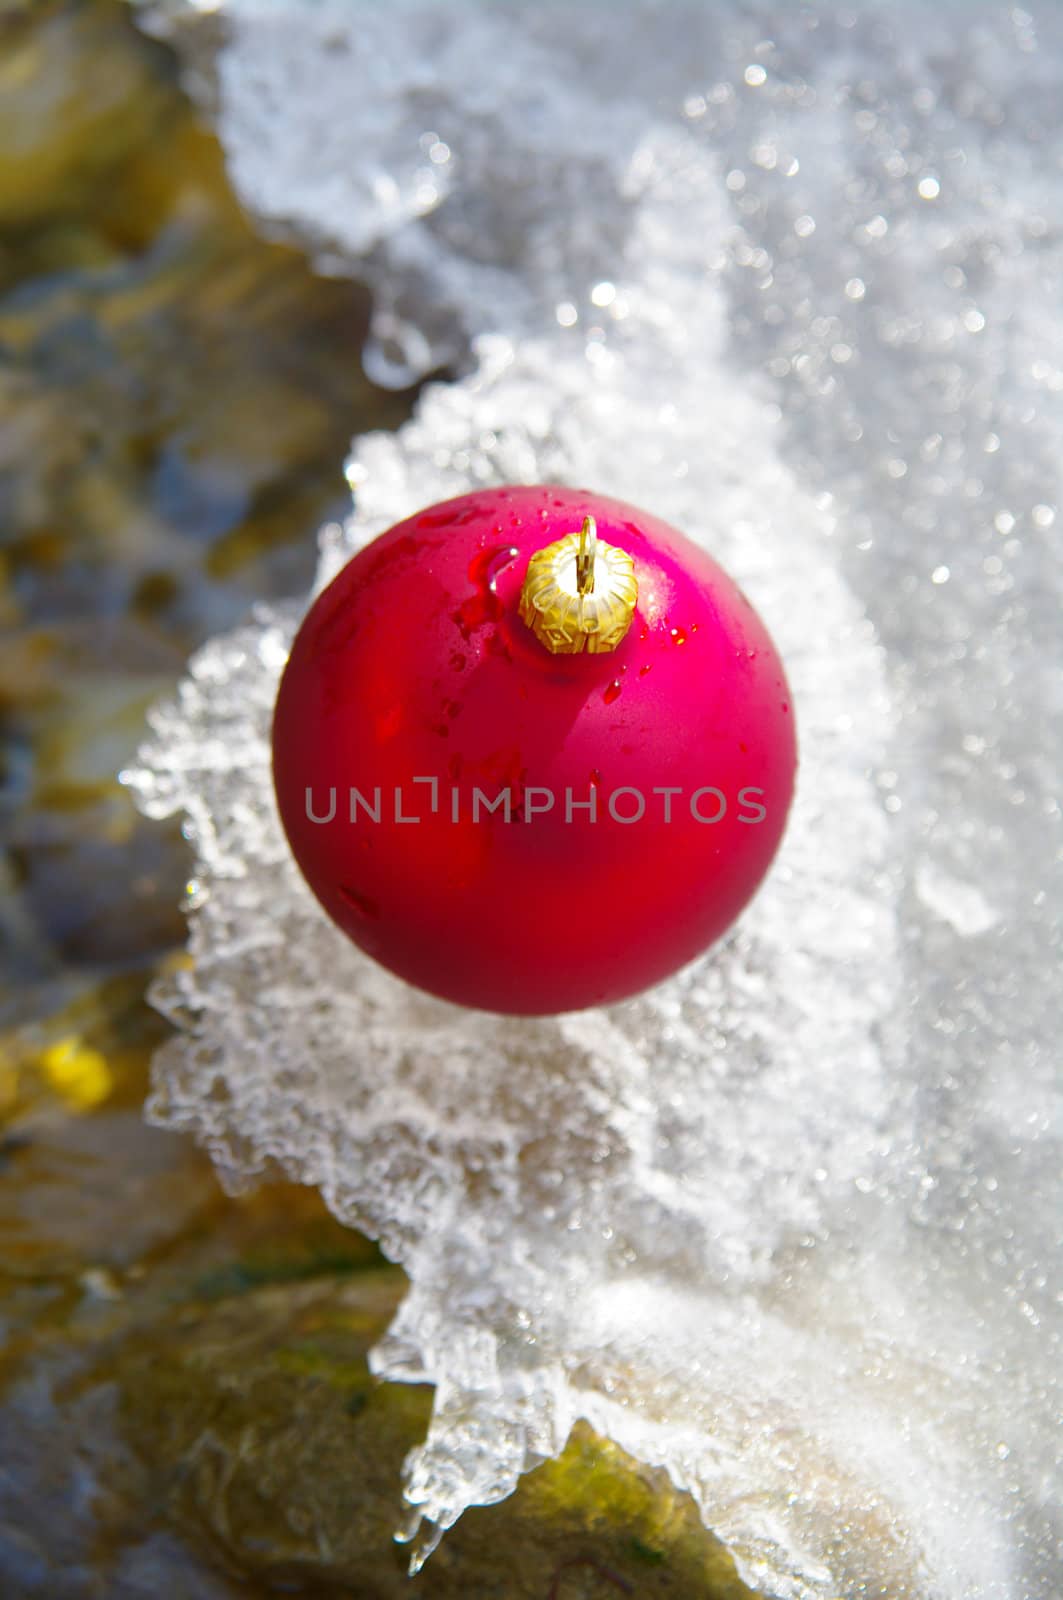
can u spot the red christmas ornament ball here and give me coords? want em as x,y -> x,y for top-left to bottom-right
272,485 -> 796,1014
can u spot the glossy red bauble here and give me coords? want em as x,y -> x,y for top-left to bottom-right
272,486 -> 796,1014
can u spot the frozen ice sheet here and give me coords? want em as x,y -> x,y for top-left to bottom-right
127,4 -> 1062,1596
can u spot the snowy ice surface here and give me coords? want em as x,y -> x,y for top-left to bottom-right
127,5 -> 1062,1597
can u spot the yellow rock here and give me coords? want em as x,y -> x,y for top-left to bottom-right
39,1033 -> 113,1110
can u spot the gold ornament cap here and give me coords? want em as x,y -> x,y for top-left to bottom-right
518,516 -> 638,654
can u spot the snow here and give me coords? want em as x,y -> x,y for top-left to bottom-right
126,4 -> 1063,1595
